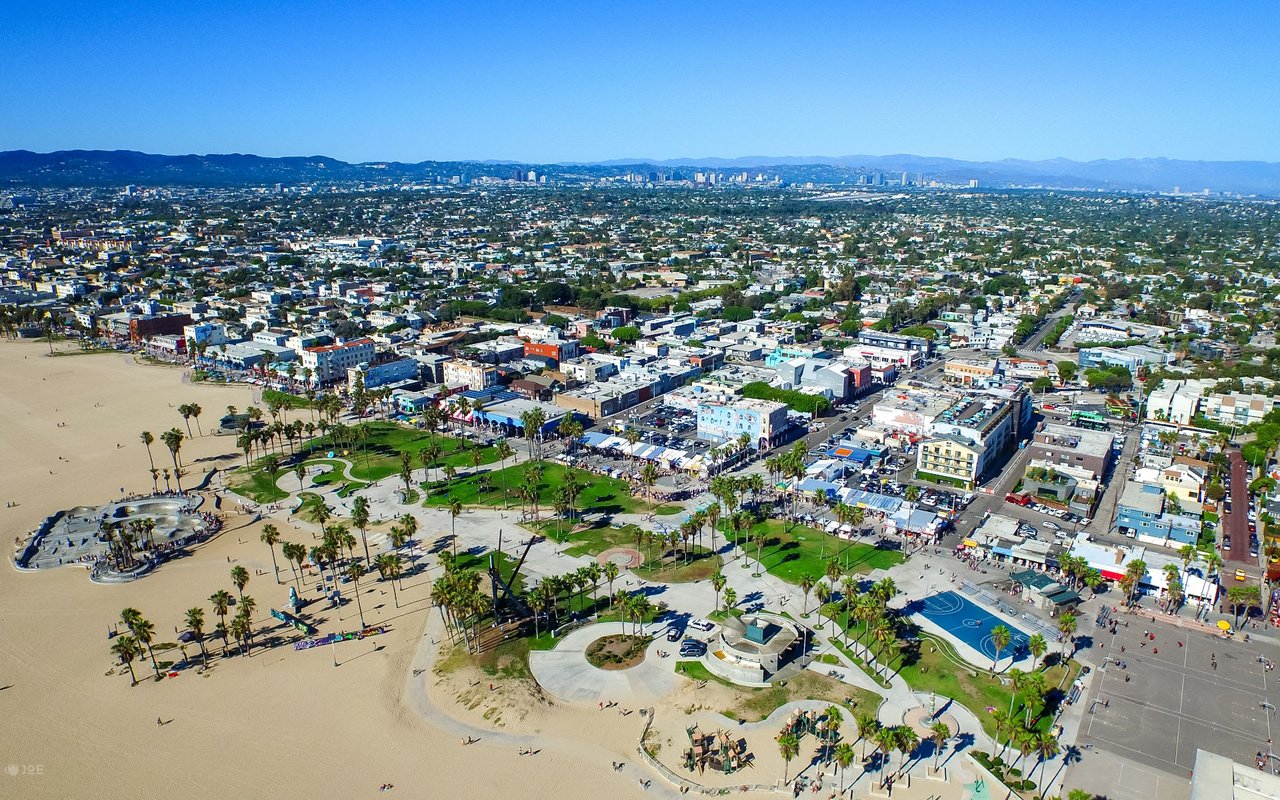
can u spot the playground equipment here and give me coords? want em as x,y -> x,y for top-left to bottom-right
271,608 -> 318,636
683,725 -> 750,775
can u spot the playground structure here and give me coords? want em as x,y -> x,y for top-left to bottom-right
682,725 -> 751,775
780,708 -> 822,740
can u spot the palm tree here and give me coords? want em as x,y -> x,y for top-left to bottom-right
351,496 -> 372,564
375,553 -> 403,607
140,430 -> 156,473
209,589 -> 232,647
111,634 -> 142,686
904,484 -> 921,504
230,565 -> 249,598
495,440 -> 515,507
723,586 -> 737,612
711,569 -> 727,612
875,726 -> 898,786
121,608 -> 160,678
894,726 -> 920,778
603,561 -> 620,607
1028,633 -> 1047,670
834,741 -> 856,794
346,561 -> 367,628
160,427 -> 185,492
185,607 -> 208,667
1033,731 -> 1061,796
778,731 -> 800,784
855,711 -> 879,760
640,462 -> 659,515
260,524 -> 282,584
448,497 -> 463,556
930,721 -> 951,772
800,574 -> 816,616
990,624 -> 1012,672
190,403 -> 203,435
1057,611 -> 1078,657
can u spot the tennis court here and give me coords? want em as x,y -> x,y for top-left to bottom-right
920,590 -> 1030,662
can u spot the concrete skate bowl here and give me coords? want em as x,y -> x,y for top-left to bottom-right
112,499 -> 186,518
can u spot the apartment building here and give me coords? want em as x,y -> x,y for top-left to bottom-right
441,359 -> 499,391
696,398 -> 789,449
300,338 -> 376,385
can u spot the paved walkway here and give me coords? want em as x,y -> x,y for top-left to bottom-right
529,621 -> 679,704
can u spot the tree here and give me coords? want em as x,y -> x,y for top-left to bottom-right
893,725 -> 919,778
834,742 -> 856,794
875,726 -> 898,786
140,430 -> 156,474
723,586 -> 737,612
1227,584 -> 1261,630
121,608 -> 160,679
640,462 -> 659,515
711,569 -> 727,612
375,553 -> 403,607
111,634 -> 142,686
259,524 -> 283,584
1057,611 -> 1078,657
990,624 -> 1012,672
185,607 -> 208,667
1028,633 -> 1047,671
603,560 -> 620,607
209,590 -> 232,652
778,732 -> 800,784
448,497 -> 463,556
160,427 -> 185,492
351,496 -> 372,564
800,574 -> 816,616
231,565 -> 249,598
346,561 -> 367,628
930,721 -> 951,771
1033,730 -> 1061,796
855,711 -> 880,760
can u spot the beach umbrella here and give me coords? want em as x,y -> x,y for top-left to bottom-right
1216,620 -> 1232,631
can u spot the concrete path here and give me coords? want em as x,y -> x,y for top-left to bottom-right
529,621 -> 679,704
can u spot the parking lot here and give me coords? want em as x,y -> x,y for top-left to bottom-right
1079,613 -> 1280,778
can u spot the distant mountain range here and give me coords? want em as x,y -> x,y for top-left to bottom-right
3,148 -> 1280,195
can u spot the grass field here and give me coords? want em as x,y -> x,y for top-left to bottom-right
559,522 -> 720,583
725,518 -> 905,585
675,661 -> 880,722
425,461 -> 650,516
228,467 -> 288,504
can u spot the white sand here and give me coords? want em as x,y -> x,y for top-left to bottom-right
0,341 -> 654,799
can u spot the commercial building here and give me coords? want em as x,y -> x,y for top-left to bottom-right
696,398 -> 789,449
299,338 -> 376,385
523,337 -> 580,366
347,357 -> 420,391
944,357 -> 1000,386
441,359 -> 499,391
872,392 -> 955,435
916,434 -> 985,488
1078,344 -> 1175,373
857,330 -> 934,358
1114,480 -> 1201,547
1189,748 -> 1280,800
1202,393 -> 1277,427
1026,423 -> 1114,480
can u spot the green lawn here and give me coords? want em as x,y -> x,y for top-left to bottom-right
829,606 -> 1080,741
725,518 -> 905,585
294,492 -> 329,523
675,661 -> 880,722
558,522 -> 720,583
424,461 -> 647,515
228,468 -> 288,503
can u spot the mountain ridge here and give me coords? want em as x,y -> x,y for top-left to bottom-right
3,149 -> 1279,195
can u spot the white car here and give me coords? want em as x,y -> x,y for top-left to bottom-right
688,618 -> 716,633
1043,521 -> 1061,531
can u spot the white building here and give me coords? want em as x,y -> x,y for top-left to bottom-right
299,338 -> 376,385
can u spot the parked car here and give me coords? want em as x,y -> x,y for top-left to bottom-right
688,618 -> 715,632
1044,521 -> 1061,531
666,626 -> 682,642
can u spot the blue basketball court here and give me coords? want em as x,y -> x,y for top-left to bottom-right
919,591 -> 1030,663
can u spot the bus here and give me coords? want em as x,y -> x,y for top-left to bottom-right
1070,410 -> 1109,431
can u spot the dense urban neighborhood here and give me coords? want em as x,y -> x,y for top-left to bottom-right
6,178 -> 1280,800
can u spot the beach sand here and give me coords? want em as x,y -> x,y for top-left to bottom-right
0,340 -> 655,799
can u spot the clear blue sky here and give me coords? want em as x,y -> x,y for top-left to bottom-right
3,1 -> 1277,163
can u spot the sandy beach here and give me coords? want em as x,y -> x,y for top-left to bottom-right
0,340 -> 656,800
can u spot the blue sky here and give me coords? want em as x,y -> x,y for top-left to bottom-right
2,1 -> 1277,163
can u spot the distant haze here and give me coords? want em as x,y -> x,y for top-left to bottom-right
3,149 -> 1280,196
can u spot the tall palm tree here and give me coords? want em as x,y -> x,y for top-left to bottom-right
854,711 -> 879,760
930,722 -> 951,771
800,574 -> 816,616
351,496 -> 372,564
375,553 -> 403,607
230,565 -> 249,598
121,608 -> 160,678
834,741 -> 855,793
1057,611 -> 1078,657
346,561 -> 367,627
602,560 -> 620,607
111,634 -> 142,686
778,732 -> 800,784
1033,731 -> 1061,796
260,524 -> 282,584
640,462 -> 659,515
710,569 -> 727,612
185,607 -> 208,667
140,430 -> 156,474
448,497 -> 463,556
160,427 -> 185,492
990,624 -> 1012,672
209,590 -> 232,649
875,726 -> 898,786
894,726 -> 920,778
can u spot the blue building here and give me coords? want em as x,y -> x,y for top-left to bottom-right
1115,480 -> 1199,546
696,398 -> 789,449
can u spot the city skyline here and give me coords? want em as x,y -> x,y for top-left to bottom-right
4,1 -> 1279,164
